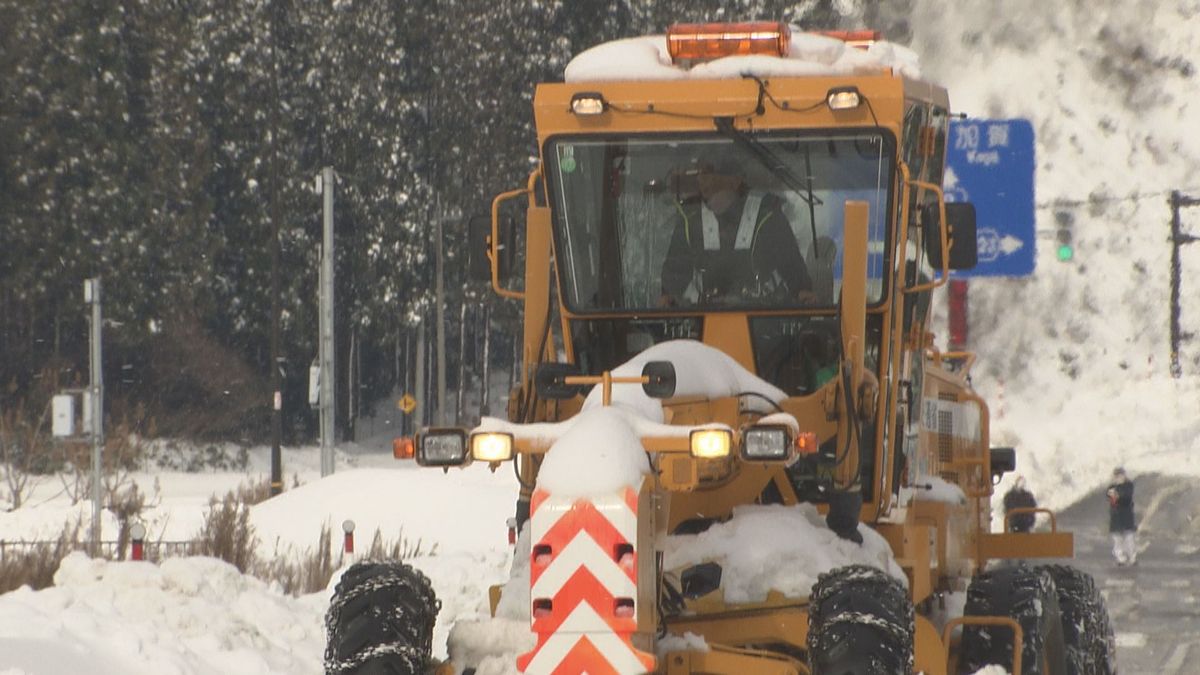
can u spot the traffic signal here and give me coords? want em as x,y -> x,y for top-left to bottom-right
1055,211 -> 1074,262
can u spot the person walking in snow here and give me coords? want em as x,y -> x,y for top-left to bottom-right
1002,475 -> 1037,533
1107,467 -> 1138,566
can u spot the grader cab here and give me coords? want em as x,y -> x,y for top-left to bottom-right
324,22 -> 1116,675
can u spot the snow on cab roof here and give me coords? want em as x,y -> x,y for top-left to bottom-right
564,30 -> 921,83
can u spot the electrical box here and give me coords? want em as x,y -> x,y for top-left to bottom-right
52,395 -> 75,437
309,364 -> 321,408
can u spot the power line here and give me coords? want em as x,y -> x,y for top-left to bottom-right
1036,188 -> 1200,210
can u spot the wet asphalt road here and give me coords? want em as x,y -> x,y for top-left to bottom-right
1050,474 -> 1200,674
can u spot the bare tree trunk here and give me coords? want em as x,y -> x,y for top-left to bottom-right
480,305 -> 491,418
456,303 -> 467,424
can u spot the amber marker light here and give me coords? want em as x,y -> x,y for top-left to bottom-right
795,432 -> 819,455
471,432 -> 515,462
392,437 -> 415,459
690,428 -> 733,459
667,21 -> 790,63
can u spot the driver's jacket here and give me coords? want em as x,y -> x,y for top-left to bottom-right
660,190 -> 810,302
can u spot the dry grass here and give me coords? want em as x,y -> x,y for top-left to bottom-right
254,523 -> 337,596
195,490 -> 258,573
360,526 -> 437,560
0,484 -> 434,597
0,521 -> 84,594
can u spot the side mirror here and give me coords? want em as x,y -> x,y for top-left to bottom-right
923,202 -> 978,271
641,361 -> 676,399
990,446 -> 1016,482
467,213 -> 515,283
535,362 -> 584,400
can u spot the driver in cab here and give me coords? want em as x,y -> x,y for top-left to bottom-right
659,156 -> 812,307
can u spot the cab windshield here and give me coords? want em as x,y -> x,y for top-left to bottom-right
546,131 -> 894,313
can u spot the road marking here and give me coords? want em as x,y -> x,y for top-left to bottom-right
1105,578 -> 1135,588
1164,578 -> 1192,588
1162,641 -> 1193,673
1115,633 -> 1147,648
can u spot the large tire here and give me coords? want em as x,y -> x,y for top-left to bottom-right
1038,564 -> 1117,675
959,565 -> 1068,675
808,564 -> 915,675
324,560 -> 441,675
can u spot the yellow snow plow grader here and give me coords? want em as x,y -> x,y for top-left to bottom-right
323,22 -> 1116,675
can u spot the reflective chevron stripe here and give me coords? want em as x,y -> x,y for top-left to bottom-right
517,482 -> 655,675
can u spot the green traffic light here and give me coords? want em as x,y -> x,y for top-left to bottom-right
1056,244 -> 1074,262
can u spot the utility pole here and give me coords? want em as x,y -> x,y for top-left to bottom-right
435,203 -> 447,425
403,331 -> 410,436
84,278 -> 104,557
267,0 -> 284,497
414,322 -> 425,430
319,166 -> 336,475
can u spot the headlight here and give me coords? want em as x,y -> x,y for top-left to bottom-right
826,86 -> 862,110
741,425 -> 792,462
416,429 -> 469,467
471,432 -> 514,462
570,92 -> 608,116
690,428 -> 732,459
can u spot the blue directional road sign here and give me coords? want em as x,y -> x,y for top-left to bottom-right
944,118 -> 1036,277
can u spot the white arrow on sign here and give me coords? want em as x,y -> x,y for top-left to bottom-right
999,234 -> 1024,255
976,227 -> 1025,263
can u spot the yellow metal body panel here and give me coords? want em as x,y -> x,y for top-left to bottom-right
666,605 -> 810,654
914,615 -> 948,675
664,645 -> 807,675
533,76 -> 910,141
979,532 -> 1074,560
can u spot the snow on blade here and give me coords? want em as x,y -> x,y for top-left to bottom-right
581,339 -> 786,423
663,504 -> 906,604
536,406 -> 649,499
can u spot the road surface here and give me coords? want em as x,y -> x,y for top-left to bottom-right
1050,473 -> 1200,674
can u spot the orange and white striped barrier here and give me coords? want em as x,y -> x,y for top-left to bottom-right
517,481 -> 656,675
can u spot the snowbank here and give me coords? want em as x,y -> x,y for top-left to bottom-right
250,465 -> 518,558
0,553 -> 327,675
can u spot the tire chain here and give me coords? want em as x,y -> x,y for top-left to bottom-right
324,561 -> 442,675
808,564 -> 915,675
1038,564 -> 1117,675
961,565 -> 1058,674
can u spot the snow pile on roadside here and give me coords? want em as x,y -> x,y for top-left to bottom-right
663,503 -> 906,603
249,465 -> 518,559
0,553 -> 327,675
